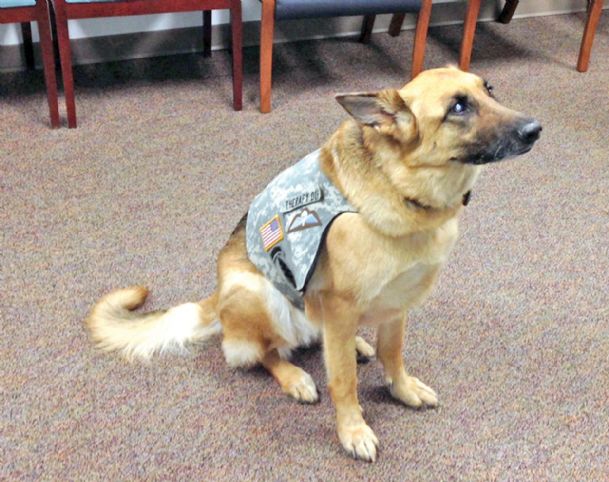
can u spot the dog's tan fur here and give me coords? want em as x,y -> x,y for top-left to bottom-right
86,67 -> 540,462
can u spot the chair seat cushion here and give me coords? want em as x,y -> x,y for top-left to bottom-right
271,0 -> 423,20
0,0 -> 36,8
64,0 -> 119,3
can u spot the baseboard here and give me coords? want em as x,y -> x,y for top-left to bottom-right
0,0 -> 600,72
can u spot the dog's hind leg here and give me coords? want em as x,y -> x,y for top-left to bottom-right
355,336 -> 375,361
218,272 -> 319,403
217,220 -> 320,403
221,314 -> 319,403
261,349 -> 319,403
221,321 -> 319,403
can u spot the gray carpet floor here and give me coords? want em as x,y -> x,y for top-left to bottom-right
1,12 -> 608,480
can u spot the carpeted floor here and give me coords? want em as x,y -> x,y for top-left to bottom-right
1,12 -> 608,480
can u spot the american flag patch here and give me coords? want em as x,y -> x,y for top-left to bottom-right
260,215 -> 284,252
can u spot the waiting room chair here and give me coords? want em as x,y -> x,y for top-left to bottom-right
458,0 -> 605,72
1,0 -> 59,127
51,0 -> 243,128
258,0 -> 433,113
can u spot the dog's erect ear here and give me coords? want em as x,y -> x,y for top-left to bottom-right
335,90 -> 417,142
335,89 -> 413,128
336,92 -> 391,126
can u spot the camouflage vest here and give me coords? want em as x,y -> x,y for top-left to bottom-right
246,149 -> 356,309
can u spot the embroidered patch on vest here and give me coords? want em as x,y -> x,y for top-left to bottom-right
281,187 -> 323,213
287,208 -> 322,233
260,215 -> 284,252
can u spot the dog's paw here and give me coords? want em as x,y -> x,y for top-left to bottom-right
282,370 -> 319,404
338,422 -> 379,462
355,336 -> 375,361
390,376 -> 438,408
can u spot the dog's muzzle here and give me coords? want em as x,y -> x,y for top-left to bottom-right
462,118 -> 542,165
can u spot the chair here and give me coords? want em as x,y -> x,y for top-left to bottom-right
51,0 -> 243,128
259,0 -> 433,113
458,0 -> 605,72
1,0 -> 59,127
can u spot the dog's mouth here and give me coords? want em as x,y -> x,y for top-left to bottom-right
462,143 -> 534,165
458,118 -> 542,166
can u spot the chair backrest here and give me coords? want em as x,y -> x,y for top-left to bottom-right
0,0 -> 36,8
271,0 -> 423,20
62,0 -> 122,3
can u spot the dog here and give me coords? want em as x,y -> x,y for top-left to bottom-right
86,67 -> 541,462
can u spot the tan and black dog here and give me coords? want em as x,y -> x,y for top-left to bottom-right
86,67 -> 541,462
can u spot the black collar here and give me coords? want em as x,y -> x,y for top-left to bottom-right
405,190 -> 472,210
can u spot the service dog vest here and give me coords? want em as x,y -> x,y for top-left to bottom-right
246,149 -> 356,309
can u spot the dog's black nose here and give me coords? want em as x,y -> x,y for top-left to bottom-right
517,119 -> 542,143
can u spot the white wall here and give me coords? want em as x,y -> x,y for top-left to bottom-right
0,0 -> 598,46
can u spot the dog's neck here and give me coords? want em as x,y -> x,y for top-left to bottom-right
319,123 -> 471,238
405,190 -> 472,210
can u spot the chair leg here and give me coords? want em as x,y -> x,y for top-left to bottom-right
411,0 -> 431,78
260,0 -> 275,113
497,0 -> 519,24
49,4 -> 61,69
359,14 -> 375,43
577,0 -> 603,72
36,1 -> 59,128
54,1 -> 77,127
459,0 -> 482,71
202,10 -> 212,57
388,13 -> 406,37
230,0 -> 243,110
21,22 -> 36,70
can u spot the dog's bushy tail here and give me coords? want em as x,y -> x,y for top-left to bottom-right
85,286 -> 221,362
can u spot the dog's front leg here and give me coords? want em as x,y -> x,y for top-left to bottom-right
321,295 -> 379,462
377,316 -> 438,408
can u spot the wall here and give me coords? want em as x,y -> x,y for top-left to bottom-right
0,0 -> 598,71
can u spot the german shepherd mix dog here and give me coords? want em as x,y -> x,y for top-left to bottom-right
87,67 -> 541,462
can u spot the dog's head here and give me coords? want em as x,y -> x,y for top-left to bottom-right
336,66 -> 541,168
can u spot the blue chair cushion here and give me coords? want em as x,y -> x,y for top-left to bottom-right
0,0 -> 36,8
270,0 -> 423,20
64,0 -> 119,3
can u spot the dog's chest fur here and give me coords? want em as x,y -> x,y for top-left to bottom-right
306,213 -> 460,326
360,218 -> 459,325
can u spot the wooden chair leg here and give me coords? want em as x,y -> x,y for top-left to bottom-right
49,4 -> 61,69
359,14 -> 375,43
54,1 -> 77,127
230,0 -> 242,110
260,0 -> 275,113
411,0 -> 431,78
202,10 -> 212,57
21,22 -> 35,69
388,13 -> 406,37
577,0 -> 603,72
37,1 -> 59,127
459,0 -> 482,71
497,0 -> 519,24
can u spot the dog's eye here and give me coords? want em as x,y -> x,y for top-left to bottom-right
450,98 -> 469,115
484,81 -> 495,97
